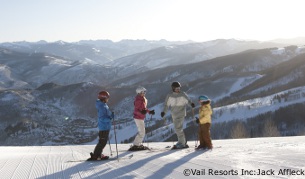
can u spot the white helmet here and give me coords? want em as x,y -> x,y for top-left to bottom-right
136,86 -> 146,94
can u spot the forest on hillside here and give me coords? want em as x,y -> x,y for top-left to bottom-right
208,102 -> 305,139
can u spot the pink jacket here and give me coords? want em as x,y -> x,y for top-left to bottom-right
133,95 -> 150,120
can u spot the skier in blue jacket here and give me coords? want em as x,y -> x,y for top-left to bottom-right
88,90 -> 114,160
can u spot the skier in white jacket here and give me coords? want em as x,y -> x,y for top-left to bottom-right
161,81 -> 195,149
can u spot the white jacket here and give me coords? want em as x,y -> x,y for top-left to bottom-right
163,91 -> 192,118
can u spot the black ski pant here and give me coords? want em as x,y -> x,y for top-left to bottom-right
93,130 -> 109,157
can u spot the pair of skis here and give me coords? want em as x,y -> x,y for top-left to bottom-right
67,154 -> 134,163
68,145 -> 219,163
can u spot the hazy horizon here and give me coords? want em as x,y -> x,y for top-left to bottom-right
0,0 -> 304,43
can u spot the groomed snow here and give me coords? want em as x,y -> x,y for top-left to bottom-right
1,136 -> 305,179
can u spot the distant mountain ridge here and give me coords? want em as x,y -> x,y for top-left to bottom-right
1,39 -> 293,89
269,37 -> 305,46
0,39 -> 191,64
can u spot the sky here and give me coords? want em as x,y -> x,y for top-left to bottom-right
0,0 -> 304,43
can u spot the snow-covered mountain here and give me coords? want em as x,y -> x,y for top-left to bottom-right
1,40 -> 302,89
0,41 -> 112,64
2,80 -> 304,146
1,136 -> 305,179
0,39 -> 192,65
0,48 -> 118,89
79,39 -> 193,59
105,39 -> 287,77
109,46 -> 305,91
1,38 -> 305,146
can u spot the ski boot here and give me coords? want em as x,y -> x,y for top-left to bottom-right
99,154 -> 109,160
195,145 -> 207,150
87,152 -> 109,161
128,144 -> 149,151
171,142 -> 189,150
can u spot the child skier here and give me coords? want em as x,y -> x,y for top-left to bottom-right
88,90 -> 114,160
195,95 -> 213,150
161,82 -> 195,149
129,86 -> 155,151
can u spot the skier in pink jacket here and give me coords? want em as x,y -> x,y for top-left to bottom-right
129,86 -> 155,151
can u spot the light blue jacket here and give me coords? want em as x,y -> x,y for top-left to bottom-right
96,99 -> 113,131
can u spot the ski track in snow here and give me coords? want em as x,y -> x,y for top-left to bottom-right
0,136 -> 305,179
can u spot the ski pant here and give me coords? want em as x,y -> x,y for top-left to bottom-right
172,115 -> 186,145
94,130 -> 109,157
133,118 -> 145,146
198,123 -> 212,149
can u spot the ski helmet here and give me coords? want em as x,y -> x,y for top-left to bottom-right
98,91 -> 110,99
171,81 -> 181,91
136,86 -> 146,94
198,95 -> 210,102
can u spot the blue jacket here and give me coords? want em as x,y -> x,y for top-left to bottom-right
96,99 -> 113,131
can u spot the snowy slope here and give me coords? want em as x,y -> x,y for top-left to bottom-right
0,65 -> 31,89
0,136 -> 304,179
213,86 -> 305,123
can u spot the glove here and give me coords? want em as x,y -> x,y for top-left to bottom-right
161,112 -> 165,118
148,110 -> 155,115
195,117 -> 199,124
191,103 -> 195,108
111,112 -> 114,119
140,109 -> 147,114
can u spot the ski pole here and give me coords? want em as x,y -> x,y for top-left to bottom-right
191,108 -> 198,147
163,117 -> 166,126
192,108 -> 196,125
195,126 -> 199,148
112,112 -> 119,159
163,117 -> 173,146
146,114 -> 153,148
108,135 -> 113,156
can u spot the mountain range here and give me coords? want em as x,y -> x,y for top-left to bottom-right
1,38 -> 305,145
